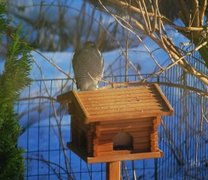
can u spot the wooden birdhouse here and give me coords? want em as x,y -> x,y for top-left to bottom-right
57,83 -> 173,164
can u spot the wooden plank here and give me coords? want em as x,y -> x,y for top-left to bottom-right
96,143 -> 113,152
71,91 -> 89,118
99,118 -> 153,126
99,121 -> 153,128
95,127 -> 101,137
151,147 -> 159,152
80,95 -> 157,105
78,86 -> 152,97
97,137 -> 114,144
99,127 -> 151,136
84,101 -> 163,112
87,107 -> 170,117
71,122 -> 88,133
153,117 -> 161,126
87,151 -> 163,163
97,123 -> 152,133
97,126 -> 152,133
150,141 -> 158,151
97,130 -> 150,139
81,94 -> 157,102
57,91 -> 72,104
71,115 -> 83,124
93,142 -> 98,157
151,142 -> 158,148
98,137 -> 149,146
133,138 -> 150,144
86,111 -> 169,122
98,139 -> 114,145
100,117 -> 153,124
87,109 -> 165,117
131,131 -> 150,138
133,142 -> 150,149
150,132 -> 158,140
98,130 -> 151,143
130,126 -> 152,131
67,142 -> 88,161
133,137 -> 150,143
98,150 -> 131,156
82,100 -> 168,110
106,161 -> 121,180
85,102 -> 164,113
71,127 -> 79,137
80,93 -> 155,103
151,146 -> 158,152
133,148 -> 150,153
99,118 -> 150,125
68,97 -> 87,120
150,141 -> 158,146
156,116 -> 161,125
151,137 -> 158,143
87,144 -> 93,155
68,102 -> 75,114
153,84 -> 174,114
100,130 -> 141,137
133,141 -> 150,148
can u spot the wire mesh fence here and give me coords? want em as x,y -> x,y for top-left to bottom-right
16,70 -> 208,179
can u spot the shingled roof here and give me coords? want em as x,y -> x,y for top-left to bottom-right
57,83 -> 173,123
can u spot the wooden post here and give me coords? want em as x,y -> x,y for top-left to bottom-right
106,161 -> 121,180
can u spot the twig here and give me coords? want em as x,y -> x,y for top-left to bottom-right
33,49 -> 74,81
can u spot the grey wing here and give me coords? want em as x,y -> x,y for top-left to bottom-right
72,49 -> 81,75
88,48 -> 104,81
72,49 -> 83,89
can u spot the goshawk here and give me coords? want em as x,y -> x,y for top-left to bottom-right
72,42 -> 104,91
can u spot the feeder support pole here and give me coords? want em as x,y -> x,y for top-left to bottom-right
106,161 -> 121,180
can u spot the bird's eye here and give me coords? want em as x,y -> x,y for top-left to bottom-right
85,41 -> 95,48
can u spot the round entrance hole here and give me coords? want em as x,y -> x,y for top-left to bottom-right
113,132 -> 133,150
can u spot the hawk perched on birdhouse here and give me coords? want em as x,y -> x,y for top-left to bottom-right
72,42 -> 104,91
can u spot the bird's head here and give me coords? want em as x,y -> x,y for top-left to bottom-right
84,41 -> 96,48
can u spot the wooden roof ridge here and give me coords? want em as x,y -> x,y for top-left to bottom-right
153,84 -> 174,114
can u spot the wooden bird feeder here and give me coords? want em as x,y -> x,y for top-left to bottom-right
57,83 -> 173,164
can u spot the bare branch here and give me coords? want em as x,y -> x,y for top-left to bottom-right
33,49 -> 74,81
199,0 -> 208,25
